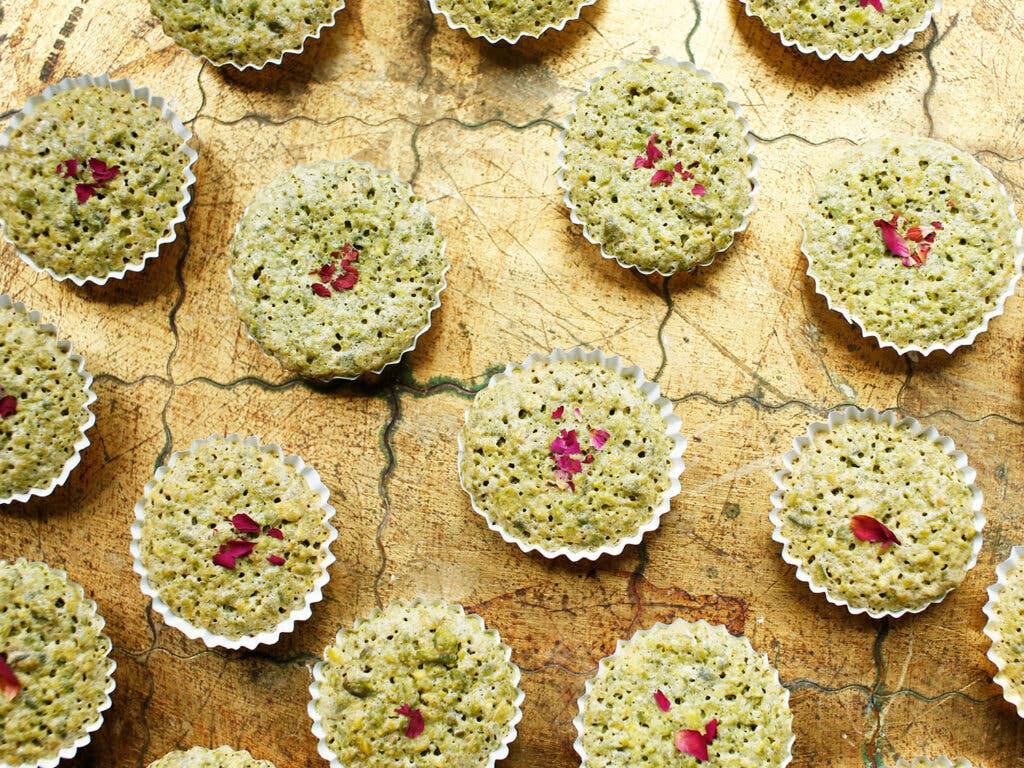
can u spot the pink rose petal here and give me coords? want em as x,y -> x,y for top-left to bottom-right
574,407 -> 582,418
860,0 -> 883,11
212,551 -> 236,569
396,704 -> 425,738
650,169 -> 674,186
874,216 -> 911,260
0,395 -> 17,419
231,513 -> 260,535
316,263 -> 336,282
331,268 -> 358,291
654,689 -> 671,712
267,555 -> 286,566
590,428 -> 610,450
0,655 -> 20,702
634,154 -> 654,169
645,135 -> 664,165
88,158 -> 120,182
675,730 -> 709,762
267,527 -> 284,540
75,183 -> 98,204
691,183 -> 706,197
851,515 -> 901,549
56,159 -> 80,178
704,719 -> 718,743
223,540 -> 256,559
552,406 -> 565,420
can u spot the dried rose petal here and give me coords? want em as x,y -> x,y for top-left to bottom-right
223,540 -> 256,559
396,704 -> 425,738
675,729 -> 709,762
924,231 -> 937,243
860,0 -> 883,10
556,454 -> 583,475
341,244 -> 359,261
704,719 -> 718,742
88,158 -> 120,182
231,513 -> 260,535
874,216 -> 911,260
0,395 -> 16,419
851,515 -> 900,549
634,154 -> 654,170
57,159 -> 80,178
645,135 -> 664,165
267,528 -> 284,540
583,454 -> 595,464
552,469 -> 575,491
650,169 -> 674,187
212,551 -> 236,569
654,689 -> 671,712
691,183 -> 706,197
312,283 -> 331,297
590,428 -> 610,450
331,270 -> 358,291
552,406 -> 565,420
317,263 -> 337,282
574,407 -> 582,418
904,225 -> 924,243
916,242 -> 932,263
931,221 -> 943,230
75,183 -> 98,204
267,555 -> 286,566
551,429 -> 581,456
674,162 -> 683,174
0,655 -> 20,702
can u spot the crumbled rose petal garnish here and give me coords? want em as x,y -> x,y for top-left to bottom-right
583,454 -> 594,464
556,454 -> 583,475
874,215 -> 912,258
634,134 -> 663,169
675,720 -> 718,762
704,719 -> 718,742
0,655 -> 20,702
0,388 -> 16,419
267,527 -> 284,540
651,169 -> 674,186
691,183 -> 706,197
231,513 -> 260,535
75,183 -> 98,204
310,244 -> 360,296
223,540 -> 256,558
267,555 -> 286,566
590,428 -> 610,450
574,407 -> 582,418
57,159 -> 80,178
396,704 -> 425,738
331,270 -> 358,291
551,468 -> 575,492
315,263 -> 336,282
904,225 -> 924,243
860,0 -> 883,11
552,406 -> 565,420
88,159 -> 120,182
931,221 -> 943,230
312,283 -> 331,297
875,214 -> 942,267
213,551 -> 236,569
850,515 -> 900,549
654,689 -> 671,712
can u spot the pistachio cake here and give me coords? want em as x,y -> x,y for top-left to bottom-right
742,0 -> 936,59
984,548 -> 1024,714
135,437 -> 333,641
0,300 -> 93,502
148,746 -> 276,768
430,0 -> 593,41
0,560 -> 114,766
576,620 -> 792,767
312,599 -> 522,767
458,356 -> 679,556
150,0 -> 343,67
774,413 -> 980,616
803,137 -> 1021,353
560,59 -> 755,274
0,84 -> 191,282
229,160 -> 447,379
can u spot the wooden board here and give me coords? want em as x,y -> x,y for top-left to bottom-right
2,0 -> 1024,765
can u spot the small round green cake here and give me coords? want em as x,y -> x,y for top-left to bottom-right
150,0 -> 344,67
0,560 -> 114,766
430,0 -> 593,41
984,548 -> 1024,715
576,620 -> 792,767
312,599 -> 521,767
0,299 -> 93,503
560,59 -> 755,274
459,355 -> 679,556
803,137 -> 1021,353
148,746 -> 276,768
229,160 -> 447,379
0,84 -> 192,282
742,0 -> 936,59
135,437 -> 333,641
774,414 -> 979,616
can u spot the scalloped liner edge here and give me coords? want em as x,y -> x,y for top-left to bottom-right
456,345 -> 687,562
770,405 -> 985,620
129,434 -> 338,650
982,544 -> 1024,718
557,57 -> 760,277
307,597 -> 525,768
0,73 -> 198,287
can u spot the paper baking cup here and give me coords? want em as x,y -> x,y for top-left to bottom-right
0,74 -> 198,287
0,295 -> 96,506
227,159 -> 448,382
427,0 -> 597,44
739,0 -> 941,62
771,406 -> 985,620
130,434 -> 338,650
308,597 -> 524,768
0,559 -> 116,768
573,619 -> 794,767
802,144 -> 1024,357
457,346 -> 686,562
895,759 -> 978,768
557,57 -> 759,277
983,545 -> 1024,718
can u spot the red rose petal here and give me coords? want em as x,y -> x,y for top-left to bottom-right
931,221 -> 943,230
650,169 -> 674,186
231,513 -> 260,535
634,155 -> 654,169
212,551 -> 236,569
0,395 -> 17,419
704,719 -> 718,743
312,283 -> 331,297
691,183 -> 706,197
860,0 -> 883,10
905,225 -> 924,243
318,263 -> 337,283
654,689 -> 671,712
396,704 -> 425,738
850,515 -> 901,549
552,406 -> 565,420
583,454 -> 594,464
0,656 -> 20,702
590,428 -> 610,450
57,158 -> 80,178
267,528 -> 284,540
267,555 -> 286,566
556,454 -> 583,474
645,135 -> 664,165
675,730 -> 709,762
917,242 -> 932,263
75,183 -> 98,204
341,243 -> 359,262
873,217 -> 911,260
223,540 -> 256,559
88,158 -> 120,182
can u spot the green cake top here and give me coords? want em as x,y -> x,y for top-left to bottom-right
229,160 -> 447,379
743,0 -> 936,59
0,560 -> 114,766
313,599 -> 521,767
577,621 -> 792,767
803,136 -> 1021,353
430,0 -> 592,41
136,437 -> 333,641
985,550 -> 1024,715
775,415 -> 979,616
459,356 -> 679,556
0,300 -> 93,502
148,746 -> 276,768
0,85 -> 191,282
150,0 -> 343,67
561,59 -> 755,274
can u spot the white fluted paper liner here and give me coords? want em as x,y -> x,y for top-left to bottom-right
427,0 -> 597,44
557,57 -> 759,276
0,295 -> 96,506
130,434 -> 338,650
983,545 -> 1024,718
572,619 -> 795,767
0,74 -> 198,287
895,759 -> 979,768
771,406 -> 984,619
739,0 -> 941,62
227,159 -> 449,382
308,597 -> 524,768
0,559 -> 116,768
457,346 -> 686,562
802,143 -> 1023,357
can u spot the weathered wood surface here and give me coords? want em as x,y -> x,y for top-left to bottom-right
1,0 -> 1024,765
